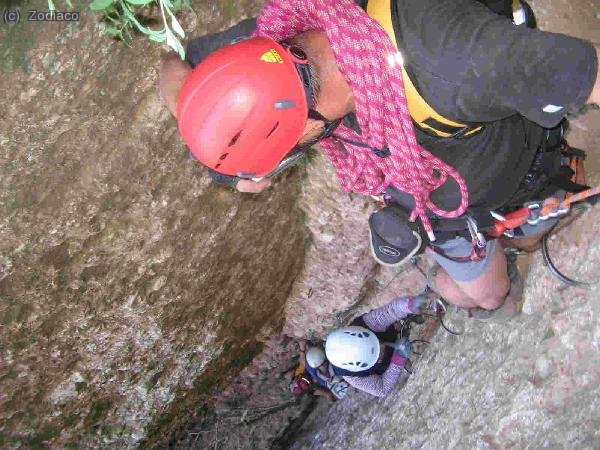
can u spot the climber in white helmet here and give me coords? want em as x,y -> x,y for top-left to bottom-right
325,295 -> 427,398
293,341 -> 349,401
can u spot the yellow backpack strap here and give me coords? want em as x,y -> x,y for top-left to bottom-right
366,0 -> 483,138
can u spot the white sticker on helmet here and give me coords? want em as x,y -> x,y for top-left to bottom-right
542,104 -> 564,113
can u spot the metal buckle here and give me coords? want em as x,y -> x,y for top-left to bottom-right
525,202 -> 541,225
490,210 -> 506,221
465,216 -> 486,249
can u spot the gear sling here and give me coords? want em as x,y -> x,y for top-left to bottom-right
364,0 -> 591,264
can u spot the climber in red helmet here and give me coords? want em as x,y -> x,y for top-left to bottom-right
160,20 -> 350,193
160,0 -> 600,321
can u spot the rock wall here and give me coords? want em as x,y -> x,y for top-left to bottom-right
0,0 -> 313,447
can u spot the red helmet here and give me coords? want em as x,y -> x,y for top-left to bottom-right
177,37 -> 310,178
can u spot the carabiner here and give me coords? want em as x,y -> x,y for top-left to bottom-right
466,216 -> 486,249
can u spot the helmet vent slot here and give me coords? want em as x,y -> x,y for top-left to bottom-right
266,122 -> 279,138
220,153 -> 229,160
229,131 -> 242,147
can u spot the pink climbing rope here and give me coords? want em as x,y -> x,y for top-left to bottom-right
254,0 -> 470,237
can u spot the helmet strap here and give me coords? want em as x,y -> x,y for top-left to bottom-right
308,109 -> 342,138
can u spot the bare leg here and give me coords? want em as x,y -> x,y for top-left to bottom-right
427,261 -> 479,308
427,242 -> 510,310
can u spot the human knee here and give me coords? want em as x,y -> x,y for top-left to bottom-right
474,278 -> 511,310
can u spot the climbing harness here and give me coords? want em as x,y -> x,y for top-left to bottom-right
429,215 -> 488,263
364,0 -> 581,265
409,339 -> 430,356
489,140 -> 597,239
430,137 -> 595,265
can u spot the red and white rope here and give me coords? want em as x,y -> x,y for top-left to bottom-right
255,0 -> 470,237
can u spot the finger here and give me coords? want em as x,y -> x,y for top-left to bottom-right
236,178 -> 272,193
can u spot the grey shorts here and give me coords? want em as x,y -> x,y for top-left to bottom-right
431,210 -> 559,282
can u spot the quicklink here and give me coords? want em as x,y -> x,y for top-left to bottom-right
490,183 -> 599,235
466,215 -> 487,259
528,185 -> 600,225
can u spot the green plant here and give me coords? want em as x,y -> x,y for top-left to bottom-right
48,0 -> 72,8
48,0 -> 190,59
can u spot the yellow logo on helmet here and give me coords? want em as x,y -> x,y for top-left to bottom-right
260,49 -> 283,64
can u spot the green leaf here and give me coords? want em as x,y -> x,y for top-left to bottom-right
90,0 -> 116,11
106,15 -> 121,25
169,12 -> 185,38
165,28 -> 185,60
105,27 -> 122,37
48,0 -> 56,10
125,0 -> 154,5
123,26 -> 134,44
148,32 -> 166,42
120,0 -> 159,35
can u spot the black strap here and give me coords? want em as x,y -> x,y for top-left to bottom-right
207,166 -> 240,188
474,0 -> 513,18
421,118 -> 480,138
332,135 -> 391,158
548,167 -> 589,193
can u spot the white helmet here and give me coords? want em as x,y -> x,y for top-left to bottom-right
306,346 -> 326,369
325,326 -> 380,372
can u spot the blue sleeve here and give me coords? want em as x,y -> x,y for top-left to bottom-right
305,365 -> 328,388
186,18 -> 257,68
